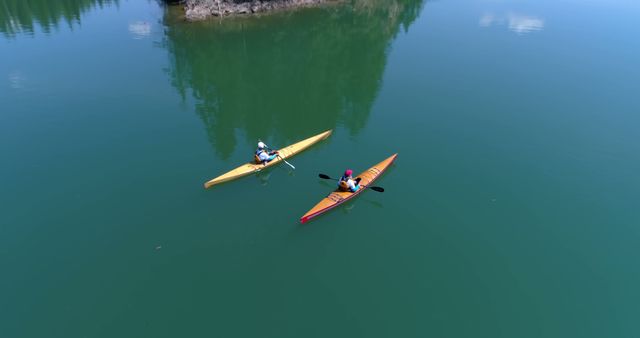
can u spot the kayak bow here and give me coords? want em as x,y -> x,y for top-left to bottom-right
204,130 -> 332,189
300,153 -> 397,223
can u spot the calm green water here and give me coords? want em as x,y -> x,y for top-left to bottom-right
2,0 -> 640,337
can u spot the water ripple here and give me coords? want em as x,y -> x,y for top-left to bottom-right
480,12 -> 545,35
128,21 -> 151,39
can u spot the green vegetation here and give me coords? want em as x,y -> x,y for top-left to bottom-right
0,0 -> 118,37
165,0 -> 424,158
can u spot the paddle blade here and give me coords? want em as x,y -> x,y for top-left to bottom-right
282,159 -> 296,170
318,174 -> 332,180
369,186 -> 385,192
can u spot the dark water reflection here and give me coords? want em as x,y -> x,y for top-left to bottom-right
163,0 -> 424,158
0,0 -> 118,37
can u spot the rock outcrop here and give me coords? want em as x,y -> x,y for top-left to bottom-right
184,0 -> 329,20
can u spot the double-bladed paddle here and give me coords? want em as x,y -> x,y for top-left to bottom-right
318,174 -> 385,192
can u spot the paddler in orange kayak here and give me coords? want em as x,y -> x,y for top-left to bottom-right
338,169 -> 361,192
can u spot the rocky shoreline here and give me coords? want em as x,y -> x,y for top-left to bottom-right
184,0 -> 331,20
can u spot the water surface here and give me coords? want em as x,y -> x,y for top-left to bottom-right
2,0 -> 639,337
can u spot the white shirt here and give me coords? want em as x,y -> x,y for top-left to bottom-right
340,176 -> 357,190
258,150 -> 271,161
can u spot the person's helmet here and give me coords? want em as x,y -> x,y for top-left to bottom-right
344,169 -> 353,176
258,142 -> 266,149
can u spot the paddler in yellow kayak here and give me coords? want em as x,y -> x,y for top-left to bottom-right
255,141 -> 279,165
338,169 -> 362,192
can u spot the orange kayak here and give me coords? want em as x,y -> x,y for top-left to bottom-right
300,153 -> 398,224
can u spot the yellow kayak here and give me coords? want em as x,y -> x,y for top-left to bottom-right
204,130 -> 333,189
300,153 -> 398,223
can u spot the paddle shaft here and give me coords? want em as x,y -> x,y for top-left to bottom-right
272,151 -> 296,170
